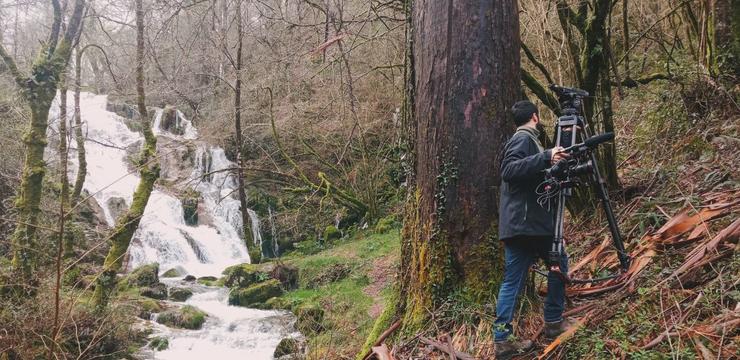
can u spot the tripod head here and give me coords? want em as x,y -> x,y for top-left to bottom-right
549,84 -> 589,115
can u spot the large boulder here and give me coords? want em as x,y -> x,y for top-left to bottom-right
140,282 -> 168,300
161,268 -> 182,278
322,225 -> 341,242
127,263 -> 160,287
156,305 -> 207,330
228,279 -> 284,307
180,190 -> 199,226
222,263 -> 269,288
168,287 -> 193,302
159,106 -> 184,135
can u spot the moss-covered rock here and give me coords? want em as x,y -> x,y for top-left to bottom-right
374,215 -> 397,233
228,279 -> 284,307
168,287 -> 193,302
264,297 -> 293,311
156,305 -> 207,330
222,263 -> 269,288
161,268 -> 182,278
137,298 -> 163,319
273,337 -> 300,358
148,336 -> 169,351
128,263 -> 160,287
270,264 -> 299,290
183,275 -> 196,282
140,282 -> 168,300
322,225 -> 341,242
196,276 -> 219,286
295,305 -> 325,334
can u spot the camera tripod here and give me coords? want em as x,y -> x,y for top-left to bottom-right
547,85 -> 631,278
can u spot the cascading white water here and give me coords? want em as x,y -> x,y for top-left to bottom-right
55,91 -> 296,359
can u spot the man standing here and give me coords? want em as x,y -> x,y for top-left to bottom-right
494,100 -> 573,359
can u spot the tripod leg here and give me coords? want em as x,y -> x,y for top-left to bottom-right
588,151 -> 631,271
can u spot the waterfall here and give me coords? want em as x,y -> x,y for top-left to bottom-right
54,91 -> 295,358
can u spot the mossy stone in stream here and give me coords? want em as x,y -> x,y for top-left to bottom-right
156,305 -> 207,330
222,263 -> 269,288
161,268 -> 182,278
148,336 -> 169,351
295,305 -> 325,334
180,190 -> 199,226
168,287 -> 193,302
228,279 -> 283,307
127,263 -> 159,287
140,282 -> 168,300
196,276 -> 219,286
263,297 -> 293,311
137,298 -> 163,319
183,275 -> 196,282
273,338 -> 300,358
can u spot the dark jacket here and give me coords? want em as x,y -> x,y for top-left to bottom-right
498,127 -> 555,241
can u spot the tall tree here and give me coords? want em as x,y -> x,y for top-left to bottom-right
92,0 -> 160,309
233,0 -> 261,263
0,0 -> 86,279
397,0 -> 520,328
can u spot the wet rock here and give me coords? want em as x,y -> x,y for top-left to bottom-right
273,338 -> 301,358
156,305 -> 207,330
183,275 -> 196,282
270,264 -> 299,290
180,190 -> 199,226
106,101 -> 138,120
77,193 -> 107,227
137,298 -> 163,319
222,263 -> 269,288
295,305 -> 325,335
148,336 -> 169,351
196,276 -> 218,286
127,263 -> 160,287
140,282 -> 168,300
263,297 -> 292,311
168,287 -> 193,302
228,279 -> 283,307
159,106 -> 184,135
161,268 -> 182,278
106,197 -> 128,222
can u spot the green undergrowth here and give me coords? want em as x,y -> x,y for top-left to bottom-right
278,227 -> 400,359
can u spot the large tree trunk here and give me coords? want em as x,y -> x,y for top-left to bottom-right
398,0 -> 520,328
93,0 -> 159,309
71,45 -> 87,204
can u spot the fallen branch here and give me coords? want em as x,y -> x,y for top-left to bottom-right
419,337 -> 474,360
362,320 -> 401,360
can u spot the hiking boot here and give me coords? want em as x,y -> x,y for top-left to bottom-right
544,317 -> 577,340
494,338 -> 533,360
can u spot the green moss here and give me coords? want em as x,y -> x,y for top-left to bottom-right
161,268 -> 181,278
127,263 -> 160,287
374,215 -> 397,233
263,297 -> 293,310
137,298 -> 163,319
148,336 -> 169,351
228,279 -> 284,307
323,225 -> 341,242
139,283 -> 167,300
180,189 -> 199,226
222,263 -> 269,288
196,276 -> 220,286
356,289 -> 399,360
156,305 -> 207,330
168,287 -> 193,302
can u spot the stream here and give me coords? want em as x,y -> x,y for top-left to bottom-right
56,91 -> 296,359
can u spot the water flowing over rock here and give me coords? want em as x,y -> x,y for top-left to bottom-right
56,91 -> 296,359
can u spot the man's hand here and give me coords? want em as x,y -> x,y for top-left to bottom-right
550,146 -> 569,164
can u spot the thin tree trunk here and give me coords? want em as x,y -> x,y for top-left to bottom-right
233,0 -> 260,263
399,0 -> 519,329
93,0 -> 159,310
71,45 -> 87,203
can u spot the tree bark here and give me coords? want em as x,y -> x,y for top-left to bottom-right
1,0 -> 86,280
399,0 -> 519,328
93,0 -> 159,309
233,0 -> 260,263
71,45 -> 87,203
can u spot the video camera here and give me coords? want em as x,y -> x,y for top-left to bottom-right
544,132 -> 615,182
549,84 -> 588,115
